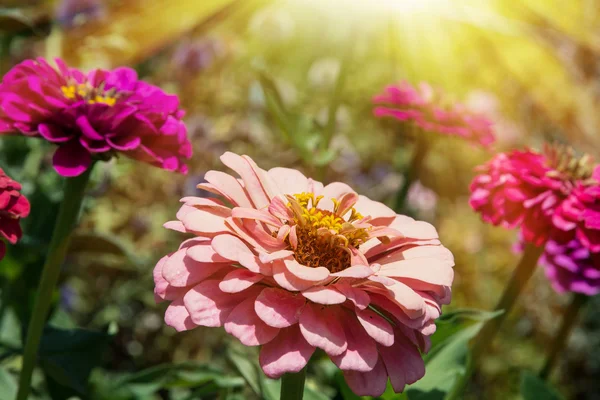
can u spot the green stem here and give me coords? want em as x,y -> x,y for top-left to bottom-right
539,293 -> 588,380
470,242 -> 545,363
280,367 -> 306,400
394,132 -> 428,213
16,166 -> 93,400
449,243 -> 545,398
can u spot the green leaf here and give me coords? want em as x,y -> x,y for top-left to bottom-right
91,362 -> 243,400
404,309 -> 503,400
68,232 -> 144,269
39,325 -> 114,395
0,309 -> 21,350
520,371 -> 564,400
227,347 -> 262,395
0,367 -> 17,400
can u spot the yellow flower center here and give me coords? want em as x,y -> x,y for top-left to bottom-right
61,83 -> 117,106
284,192 -> 370,272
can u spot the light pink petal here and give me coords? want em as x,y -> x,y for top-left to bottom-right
221,152 -> 274,209
241,219 -> 287,250
183,280 -> 261,327
368,281 -> 426,319
255,287 -> 306,328
163,220 -> 187,232
176,204 -> 198,221
319,182 -> 356,212
299,303 -> 347,356
224,295 -> 280,346
356,308 -> 394,347
276,224 -> 291,242
349,247 -> 370,267
269,196 -> 294,221
165,297 -> 198,332
289,225 -> 298,249
259,325 -> 316,378
259,250 -> 294,263
232,207 -> 282,227
381,331 -> 426,392
268,167 -> 309,196
284,259 -> 330,282
224,217 -> 270,253
367,292 -> 427,330
180,197 -> 231,218
202,170 -> 253,208
331,312 -> 378,372
186,242 -> 229,263
307,178 -> 324,195
336,192 -> 359,217
336,284 -> 370,310
390,218 -> 439,240
301,286 -> 346,305
355,195 -> 396,226
219,269 -> 263,293
153,255 -> 188,301
377,258 -> 454,287
398,244 -> 454,262
181,209 -> 228,234
211,234 -> 273,274
331,265 -> 374,278
162,248 -> 224,287
272,260 -> 317,291
343,357 -> 388,397
369,226 -> 404,239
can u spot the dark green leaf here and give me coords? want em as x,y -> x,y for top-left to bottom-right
39,325 -> 114,395
520,371 -> 564,400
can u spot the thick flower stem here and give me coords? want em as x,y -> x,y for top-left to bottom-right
394,132 -> 428,213
280,367 -> 306,400
539,293 -> 588,380
16,167 -> 93,400
470,243 -> 545,363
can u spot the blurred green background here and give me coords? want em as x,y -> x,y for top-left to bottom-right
1,0 -> 600,399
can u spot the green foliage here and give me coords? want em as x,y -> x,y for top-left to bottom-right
520,372 -> 564,400
39,325 -> 114,396
91,362 -> 245,400
403,309 -> 503,400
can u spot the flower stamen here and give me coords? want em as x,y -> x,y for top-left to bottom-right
282,192 -> 371,272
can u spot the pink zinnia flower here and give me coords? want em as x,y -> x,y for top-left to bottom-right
470,145 -> 600,248
154,152 -> 454,396
0,168 -> 30,260
372,82 -> 495,147
0,58 -> 191,177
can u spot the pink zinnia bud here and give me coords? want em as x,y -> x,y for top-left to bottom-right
154,152 -> 455,396
470,144 -> 600,249
0,58 -> 192,177
373,81 -> 495,147
0,168 -> 30,260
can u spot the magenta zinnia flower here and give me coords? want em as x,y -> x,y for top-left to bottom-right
0,168 -> 30,260
154,152 -> 454,396
0,58 -> 191,177
373,82 -> 495,147
470,145 -> 600,248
